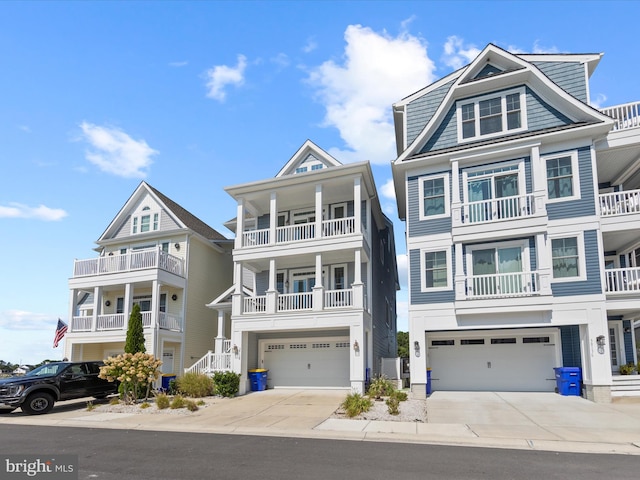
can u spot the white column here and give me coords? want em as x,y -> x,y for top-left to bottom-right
123,283 -> 132,331
536,233 -> 552,295
315,183 -> 323,238
68,289 -> 77,333
313,253 -> 323,311
235,197 -> 245,249
266,258 -> 277,314
530,145 -> 547,215
150,280 -> 160,356
232,262 -> 243,315
92,286 -> 101,331
350,324 -> 365,394
269,192 -> 277,245
353,176 -> 362,233
454,243 -> 466,300
451,160 -> 462,227
353,249 -> 363,309
214,310 -> 226,353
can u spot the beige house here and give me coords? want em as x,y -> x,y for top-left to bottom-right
65,182 -> 233,375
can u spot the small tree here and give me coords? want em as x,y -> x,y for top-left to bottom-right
125,304 -> 146,354
397,331 -> 409,358
99,352 -> 162,404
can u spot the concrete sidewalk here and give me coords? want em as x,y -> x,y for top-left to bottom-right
1,390 -> 639,455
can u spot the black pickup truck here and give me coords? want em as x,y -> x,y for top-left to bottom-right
0,361 -> 117,415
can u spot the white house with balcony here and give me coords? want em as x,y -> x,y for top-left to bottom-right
189,140 -> 399,395
65,182 -> 233,376
392,44 -> 640,402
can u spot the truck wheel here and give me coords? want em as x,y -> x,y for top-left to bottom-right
22,392 -> 55,415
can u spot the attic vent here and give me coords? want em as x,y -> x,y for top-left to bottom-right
142,206 -> 150,211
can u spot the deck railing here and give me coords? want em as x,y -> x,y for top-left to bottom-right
601,101 -> 640,132
276,223 -> 315,243
73,248 -> 185,278
322,218 -> 356,237
324,288 -> 353,308
467,271 -> 540,299
463,194 -> 535,224
277,292 -> 313,311
184,351 -> 232,375
96,314 -> 126,330
158,312 -> 182,331
241,216 -> 359,247
70,316 -> 92,332
243,295 -> 267,313
605,267 -> 640,293
599,190 -> 640,216
70,311 -> 183,332
243,228 -> 269,246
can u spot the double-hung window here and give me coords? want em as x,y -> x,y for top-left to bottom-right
550,233 -> 586,282
545,151 -> 580,202
457,87 -> 526,142
131,206 -> 161,234
418,173 -> 450,220
421,248 -> 451,291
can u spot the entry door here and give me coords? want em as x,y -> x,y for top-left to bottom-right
609,323 -> 624,371
162,349 -> 174,374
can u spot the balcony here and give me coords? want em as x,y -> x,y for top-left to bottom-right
240,217 -> 359,248
599,190 -> 640,217
465,271 -> 541,299
73,248 -> 185,278
69,311 -> 183,332
601,101 -> 640,132
461,194 -> 536,225
604,267 -> 640,294
240,288 -> 355,315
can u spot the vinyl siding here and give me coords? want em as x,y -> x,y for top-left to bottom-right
112,195 -> 181,240
551,230 -> 602,297
546,147 -> 596,219
531,61 -> 588,103
408,173 -> 452,237
623,320 -> 634,364
406,79 -> 455,146
409,248 -> 455,304
560,325 -> 582,368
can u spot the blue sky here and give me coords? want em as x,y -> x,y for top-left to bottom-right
1,0 -> 639,365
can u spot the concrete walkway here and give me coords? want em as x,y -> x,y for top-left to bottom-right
1,390 -> 639,455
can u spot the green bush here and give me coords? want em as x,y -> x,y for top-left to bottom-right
155,393 -> 170,409
168,378 -> 178,395
386,396 -> 400,415
390,390 -> 408,402
176,373 -> 215,398
341,393 -> 373,418
212,371 -> 240,397
185,399 -> 199,412
170,395 -> 186,409
367,376 -> 396,399
619,363 -> 636,375
140,402 -> 151,409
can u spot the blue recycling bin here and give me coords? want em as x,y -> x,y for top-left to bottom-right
161,374 -> 176,392
554,367 -> 581,396
426,368 -> 432,395
248,369 -> 268,391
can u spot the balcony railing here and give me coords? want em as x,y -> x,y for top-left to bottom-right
601,101 -> 640,132
70,311 -> 183,332
240,216 -> 360,247
73,248 -> 185,278
325,288 -> 353,308
185,350 -> 232,375
599,190 -> 640,216
462,194 -> 535,224
605,267 -> 640,293
466,271 -> 540,299
243,295 -> 267,313
277,223 -> 315,243
277,292 -> 313,311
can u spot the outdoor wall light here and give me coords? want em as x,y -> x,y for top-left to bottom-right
233,344 -> 239,355
414,341 -> 420,357
105,300 -> 111,307
596,335 -> 606,347
174,243 -> 180,251
171,294 -> 178,301
353,340 -> 359,352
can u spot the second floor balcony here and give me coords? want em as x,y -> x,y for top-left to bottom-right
238,286 -> 363,315
73,248 -> 185,278
242,217 -> 359,247
69,310 -> 183,333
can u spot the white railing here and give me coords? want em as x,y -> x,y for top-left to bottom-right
223,339 -> 232,353
277,292 -> 313,311
96,314 -> 126,330
322,217 -> 356,237
243,295 -> 267,313
243,228 -> 269,247
467,272 -> 540,299
70,316 -> 92,332
601,101 -> 640,132
276,223 -> 315,243
605,267 -> 640,293
158,312 -> 182,331
325,289 -> 353,308
184,351 -> 232,375
599,190 -> 640,216
463,194 -> 535,224
73,248 -> 185,278
141,311 -> 153,328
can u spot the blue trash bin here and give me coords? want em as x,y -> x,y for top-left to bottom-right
553,367 -> 581,396
161,374 -> 176,392
426,368 -> 432,395
248,369 -> 268,391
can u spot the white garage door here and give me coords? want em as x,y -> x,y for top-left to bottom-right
261,338 -> 350,388
428,331 -> 558,392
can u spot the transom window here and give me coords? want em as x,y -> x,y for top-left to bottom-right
545,151 -> 579,201
418,173 -> 450,220
457,87 -> 526,142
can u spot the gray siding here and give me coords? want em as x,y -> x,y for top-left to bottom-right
421,105 -> 457,152
408,173 -> 452,237
546,147 -> 596,220
623,320 -> 634,364
560,325 -> 582,368
551,230 -> 602,297
531,61 -> 588,103
409,248 -> 455,304
406,79 -> 455,146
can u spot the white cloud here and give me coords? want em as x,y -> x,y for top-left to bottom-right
396,254 -> 408,289
169,60 -> 188,67
442,35 -> 481,70
18,125 -> 31,133
308,24 -> 436,164
0,203 -> 67,221
591,93 -> 607,109
532,40 -> 559,54
205,54 -> 247,101
271,53 -> 290,69
381,178 -> 396,201
79,122 -> 158,178
303,37 -> 317,53
0,310 -> 54,330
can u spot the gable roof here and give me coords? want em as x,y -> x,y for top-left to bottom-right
275,139 -> 342,177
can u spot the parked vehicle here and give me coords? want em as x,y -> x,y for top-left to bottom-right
0,361 -> 117,415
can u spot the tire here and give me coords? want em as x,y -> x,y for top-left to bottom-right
0,408 -> 16,414
21,392 -> 55,415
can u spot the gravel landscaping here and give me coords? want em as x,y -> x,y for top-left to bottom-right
332,396 -> 427,422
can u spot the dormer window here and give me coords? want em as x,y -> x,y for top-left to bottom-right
131,206 -> 160,234
457,87 -> 526,142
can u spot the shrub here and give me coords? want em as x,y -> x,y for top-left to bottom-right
168,378 -> 178,395
196,400 -> 205,406
124,303 -> 146,354
341,393 -> 373,418
155,393 -> 170,410
177,373 -> 214,398
100,352 -> 163,404
212,371 -> 240,397
170,395 -> 186,409
386,396 -> 400,415
367,376 -> 396,399
86,401 -> 95,411
109,397 -> 120,406
140,402 -> 151,409
619,363 -> 636,375
390,390 -> 408,402
185,399 -> 199,412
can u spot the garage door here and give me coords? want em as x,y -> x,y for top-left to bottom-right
261,338 -> 350,388
428,331 -> 558,392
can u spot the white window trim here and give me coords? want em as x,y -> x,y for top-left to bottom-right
330,264 -> 348,290
456,87 -> 527,143
465,239 -> 532,277
418,172 -> 450,220
461,159 -> 526,205
543,150 -> 581,204
420,247 -> 452,292
331,203 -> 348,219
131,208 -> 161,235
549,232 -> 587,283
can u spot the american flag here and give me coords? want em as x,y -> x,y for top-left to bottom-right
53,319 -> 68,348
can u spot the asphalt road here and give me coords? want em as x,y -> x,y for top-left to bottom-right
1,425 -> 638,480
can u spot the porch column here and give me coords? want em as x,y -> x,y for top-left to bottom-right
350,324 -> 365,394
353,249 -> 364,309
353,176 -> 362,233
269,192 -> 277,245
313,253 -> 323,311
235,197 -> 245,249
232,261 -> 243,316
68,289 -> 78,333
536,233 -> 552,295
315,183 -> 323,239
149,280 -> 160,356
530,145 -> 547,215
92,286 -> 102,331
451,159 -> 462,227
123,283 -> 132,331
266,258 -> 277,314
454,243 -> 466,300
214,310 -> 226,353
